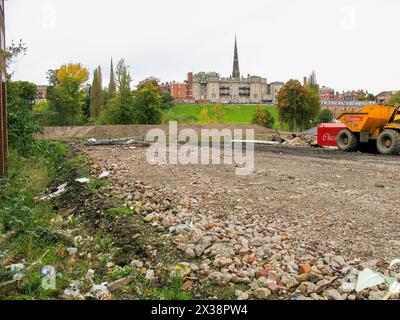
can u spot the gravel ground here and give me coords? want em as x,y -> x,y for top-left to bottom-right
78,143 -> 400,300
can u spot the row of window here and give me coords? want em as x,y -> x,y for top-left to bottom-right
321,101 -> 372,107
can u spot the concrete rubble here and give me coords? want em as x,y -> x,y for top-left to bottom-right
28,141 -> 398,301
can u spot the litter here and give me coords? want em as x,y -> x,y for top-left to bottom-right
85,136 -> 145,146
76,178 -> 90,184
98,171 -> 110,179
37,183 -> 68,201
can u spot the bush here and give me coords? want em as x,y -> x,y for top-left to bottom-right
314,109 -> 334,125
252,106 -> 275,128
33,101 -> 61,127
7,80 -> 42,156
0,141 -> 68,262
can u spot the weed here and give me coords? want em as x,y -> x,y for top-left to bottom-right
107,207 -> 133,217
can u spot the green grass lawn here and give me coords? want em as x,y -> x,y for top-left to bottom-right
162,104 -> 288,130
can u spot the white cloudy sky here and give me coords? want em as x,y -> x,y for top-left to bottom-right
5,0 -> 400,93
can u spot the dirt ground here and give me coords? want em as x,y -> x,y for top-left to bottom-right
79,143 -> 400,263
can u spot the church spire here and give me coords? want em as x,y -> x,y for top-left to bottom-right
232,36 -> 240,78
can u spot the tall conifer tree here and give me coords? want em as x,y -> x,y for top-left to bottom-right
90,66 -> 104,118
108,59 -> 117,99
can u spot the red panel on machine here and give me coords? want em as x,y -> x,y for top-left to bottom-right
317,123 -> 346,147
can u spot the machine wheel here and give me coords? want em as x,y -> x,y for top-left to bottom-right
337,129 -> 359,152
377,130 -> 400,155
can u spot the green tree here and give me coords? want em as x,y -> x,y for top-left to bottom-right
116,59 -> 132,99
2,41 -> 41,155
99,59 -> 136,124
7,79 -> 41,155
0,39 -> 27,71
90,66 -> 104,119
33,100 -> 57,127
160,90 -> 175,109
108,58 -> 117,99
388,92 -> 400,107
303,86 -> 320,128
365,93 -> 375,101
315,109 -> 334,125
134,83 -> 162,125
252,106 -> 275,128
277,79 -> 320,131
47,63 -> 89,126
307,70 -> 318,91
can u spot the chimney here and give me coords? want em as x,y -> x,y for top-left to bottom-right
303,77 -> 307,86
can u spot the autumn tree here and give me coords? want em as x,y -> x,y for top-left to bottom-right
199,108 -> 210,124
252,106 -> 275,128
213,104 -> 225,124
90,66 -> 104,119
277,79 -> 320,131
47,63 -> 89,125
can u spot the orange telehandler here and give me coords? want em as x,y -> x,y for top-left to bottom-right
337,104 -> 400,155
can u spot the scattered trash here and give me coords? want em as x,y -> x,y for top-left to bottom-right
62,280 -> 82,299
37,183 -> 68,201
76,178 -> 90,184
13,273 -> 24,281
67,247 -> 78,256
98,171 -> 110,179
85,136 -> 145,146
91,282 -> 111,300
40,265 -> 56,278
10,263 -> 25,274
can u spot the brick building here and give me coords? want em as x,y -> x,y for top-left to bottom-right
168,72 -> 194,103
376,91 -> 397,105
340,89 -> 366,101
0,0 -> 6,178
319,86 -> 335,101
36,85 -> 49,103
320,100 -> 374,117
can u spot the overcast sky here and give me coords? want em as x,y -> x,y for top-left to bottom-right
5,0 -> 399,94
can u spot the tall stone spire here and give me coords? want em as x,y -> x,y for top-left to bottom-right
232,36 -> 240,78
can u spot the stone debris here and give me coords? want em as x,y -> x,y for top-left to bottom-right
66,143 -> 400,301
108,275 -> 135,292
252,288 -> 271,300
